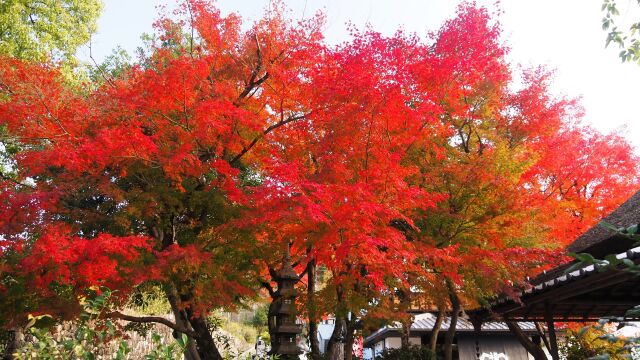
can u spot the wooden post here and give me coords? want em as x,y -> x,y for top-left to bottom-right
545,303 -> 559,360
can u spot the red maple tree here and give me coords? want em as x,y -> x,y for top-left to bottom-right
0,2 -> 637,359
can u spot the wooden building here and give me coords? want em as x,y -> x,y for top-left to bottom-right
476,190 -> 640,359
363,312 -> 545,360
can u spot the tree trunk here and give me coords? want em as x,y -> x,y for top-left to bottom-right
155,228 -> 207,360
153,228 -> 222,360
397,288 -> 413,349
175,287 -> 223,360
267,297 -> 277,340
443,281 -> 460,360
308,318 -> 321,360
325,317 -> 345,360
165,285 -> 201,360
343,315 -> 356,360
506,321 -> 547,360
186,307 -> 224,360
325,283 -> 346,360
2,328 -> 23,360
430,306 -> 445,352
535,322 -> 552,355
265,266 -> 281,355
400,315 -> 413,348
307,259 -> 322,360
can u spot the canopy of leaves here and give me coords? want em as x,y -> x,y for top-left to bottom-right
0,0 -> 102,63
602,0 -> 640,64
0,1 -> 637,351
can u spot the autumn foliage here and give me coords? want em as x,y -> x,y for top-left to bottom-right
0,1 -> 637,358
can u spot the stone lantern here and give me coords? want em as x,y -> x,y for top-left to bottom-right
268,253 -> 302,358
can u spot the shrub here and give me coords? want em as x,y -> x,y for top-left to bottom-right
377,345 -> 436,360
223,321 -> 258,343
13,288 -> 186,360
247,304 -> 268,328
560,327 -> 630,360
127,284 -> 171,315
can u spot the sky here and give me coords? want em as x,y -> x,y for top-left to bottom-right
78,0 -> 640,149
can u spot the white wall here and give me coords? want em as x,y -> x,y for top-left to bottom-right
371,337 -> 400,359
383,336 -> 421,348
369,336 -> 423,359
373,341 -> 384,359
385,337 -> 402,349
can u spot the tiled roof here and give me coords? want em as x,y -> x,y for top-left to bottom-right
364,312 -> 536,346
410,312 -> 535,331
567,190 -> 640,256
493,245 -> 640,308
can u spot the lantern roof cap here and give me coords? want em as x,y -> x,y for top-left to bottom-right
276,248 -> 299,280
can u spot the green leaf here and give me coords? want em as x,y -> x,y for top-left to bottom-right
573,252 -> 596,264
26,314 -> 56,330
177,333 -> 189,348
604,254 -> 620,266
599,221 -> 620,232
564,262 -> 584,274
626,307 -> 640,317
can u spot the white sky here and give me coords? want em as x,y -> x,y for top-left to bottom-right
79,0 -> 640,150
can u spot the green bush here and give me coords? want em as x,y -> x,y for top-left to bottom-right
560,327 -> 630,360
378,345 -> 436,360
127,284 -> 171,315
258,330 -> 270,344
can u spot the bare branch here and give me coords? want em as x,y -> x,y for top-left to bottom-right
297,264 -> 308,280
259,278 -> 276,298
0,171 -> 35,189
88,38 -> 116,88
186,0 -> 195,58
230,112 -> 309,164
107,311 -> 197,338
535,322 -> 552,354
235,34 -> 268,104
268,266 -> 278,280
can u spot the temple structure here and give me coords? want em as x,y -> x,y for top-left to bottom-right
476,190 -> 640,359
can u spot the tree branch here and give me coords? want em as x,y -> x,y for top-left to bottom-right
88,38 -> 115,88
268,266 -> 278,280
107,311 -> 197,338
297,263 -> 309,280
259,278 -> 276,298
235,34 -> 267,104
186,0 -> 195,58
535,322 -> 552,355
0,170 -> 35,189
230,112 -> 309,164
